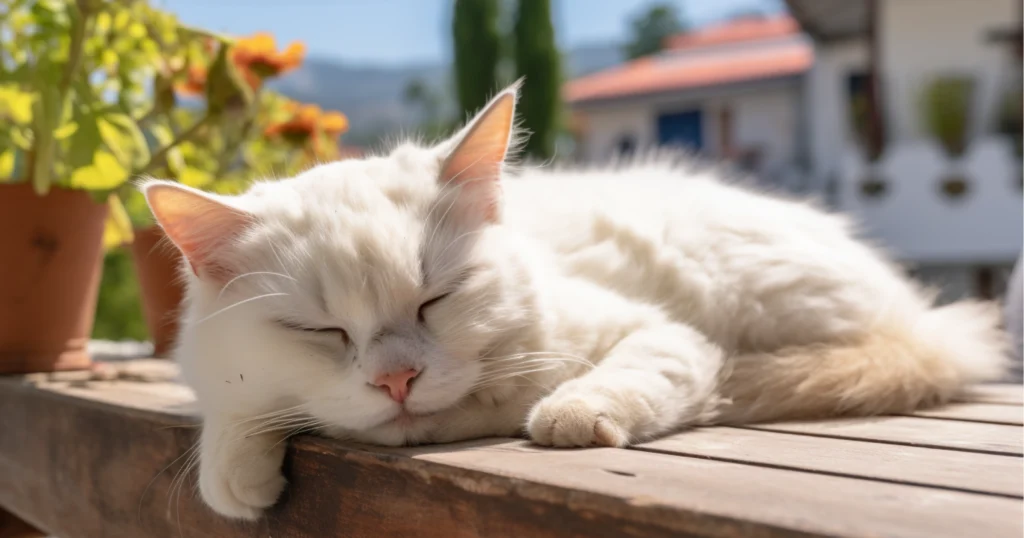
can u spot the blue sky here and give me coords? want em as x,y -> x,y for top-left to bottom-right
158,0 -> 785,66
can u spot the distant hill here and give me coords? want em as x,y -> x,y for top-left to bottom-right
268,43 -> 622,146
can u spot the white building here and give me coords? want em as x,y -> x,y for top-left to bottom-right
565,16 -> 813,190
788,0 -> 1022,301
566,5 -> 1022,302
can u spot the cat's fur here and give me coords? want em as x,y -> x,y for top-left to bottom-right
144,85 -> 1007,520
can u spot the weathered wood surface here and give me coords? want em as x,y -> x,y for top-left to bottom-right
0,361 -> 1021,538
909,402 -> 1023,425
746,415 -> 1023,455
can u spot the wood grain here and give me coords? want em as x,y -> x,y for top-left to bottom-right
746,416 -> 1024,455
909,403 -> 1023,425
955,384 -> 1023,406
636,426 -> 1024,497
374,439 -> 1024,538
2,365 -> 1022,538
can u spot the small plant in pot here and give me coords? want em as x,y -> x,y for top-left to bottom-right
120,34 -> 349,356
921,75 -> 975,202
0,0 -> 170,373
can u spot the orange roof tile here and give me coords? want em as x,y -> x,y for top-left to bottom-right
665,15 -> 800,50
565,15 -> 813,104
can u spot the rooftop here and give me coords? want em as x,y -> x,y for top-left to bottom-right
565,15 -> 813,105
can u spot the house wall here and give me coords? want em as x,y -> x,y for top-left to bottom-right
576,80 -> 804,184
804,39 -> 867,191
881,0 -> 1018,142
838,138 -> 1022,265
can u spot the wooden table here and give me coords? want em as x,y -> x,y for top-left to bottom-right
1,359 -> 1021,538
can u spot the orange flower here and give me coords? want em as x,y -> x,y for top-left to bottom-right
232,32 -> 305,86
265,104 -> 349,143
175,65 -> 207,96
321,111 -> 349,137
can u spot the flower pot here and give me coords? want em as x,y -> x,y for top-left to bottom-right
130,225 -> 185,357
0,183 -> 108,374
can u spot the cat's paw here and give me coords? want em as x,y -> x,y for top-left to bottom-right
198,435 -> 287,520
527,391 -> 632,448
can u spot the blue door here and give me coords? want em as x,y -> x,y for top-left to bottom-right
657,110 -> 703,150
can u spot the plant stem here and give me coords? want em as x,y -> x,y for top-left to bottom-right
31,2 -> 90,193
135,113 -> 214,177
215,115 -> 255,178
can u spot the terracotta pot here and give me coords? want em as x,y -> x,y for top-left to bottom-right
0,183 -> 108,374
130,225 -> 185,357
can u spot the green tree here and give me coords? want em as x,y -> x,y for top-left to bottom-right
452,0 -> 501,118
624,3 -> 685,60
514,0 -> 561,160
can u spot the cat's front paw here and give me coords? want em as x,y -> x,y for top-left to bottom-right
198,432 -> 287,520
527,390 -> 632,448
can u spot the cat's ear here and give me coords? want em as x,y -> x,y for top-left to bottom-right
438,82 -> 519,224
142,180 -> 251,280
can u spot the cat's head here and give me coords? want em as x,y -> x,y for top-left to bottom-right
144,84 -> 539,443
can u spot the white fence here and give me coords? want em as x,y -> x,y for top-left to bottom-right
838,137 -> 1023,263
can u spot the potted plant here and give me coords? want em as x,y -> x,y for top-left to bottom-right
0,0 -> 157,373
921,76 -> 975,201
122,33 -> 348,356
0,0 -> 251,372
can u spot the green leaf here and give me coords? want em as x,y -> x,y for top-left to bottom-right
0,151 -> 14,179
10,127 -> 33,150
101,49 -> 118,70
0,85 -> 34,124
95,11 -> 112,35
70,150 -> 128,190
97,113 -> 149,170
68,115 -> 101,169
205,41 -> 254,117
53,121 -> 78,140
103,195 -> 135,249
128,21 -> 147,39
179,166 -> 213,188
113,10 -> 130,31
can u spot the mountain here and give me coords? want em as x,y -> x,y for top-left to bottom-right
268,43 -> 622,146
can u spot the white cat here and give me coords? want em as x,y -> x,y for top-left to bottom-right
144,84 -> 1007,520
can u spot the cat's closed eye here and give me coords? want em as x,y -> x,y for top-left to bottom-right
417,293 -> 452,324
277,320 -> 350,345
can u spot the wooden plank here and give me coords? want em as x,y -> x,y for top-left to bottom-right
2,369 -> 1021,538
636,427 -> 1023,497
909,403 -> 1023,425
746,416 -> 1023,455
0,508 -> 45,538
385,440 -> 1023,538
955,384 -> 1024,406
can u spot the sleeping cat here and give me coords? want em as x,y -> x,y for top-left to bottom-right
143,84 -> 1007,520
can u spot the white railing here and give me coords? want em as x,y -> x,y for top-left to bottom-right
838,137 -> 1022,263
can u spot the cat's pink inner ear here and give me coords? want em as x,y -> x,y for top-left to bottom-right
144,182 -> 251,280
439,90 -> 516,223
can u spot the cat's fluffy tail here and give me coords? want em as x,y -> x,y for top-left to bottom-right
716,300 -> 1009,424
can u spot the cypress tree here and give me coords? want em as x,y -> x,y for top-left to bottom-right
514,0 -> 561,160
452,0 -> 501,119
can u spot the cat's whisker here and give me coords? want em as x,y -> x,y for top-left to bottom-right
469,364 -> 564,390
469,367 -> 562,393
230,404 -> 309,425
216,271 -> 297,301
138,438 -> 199,524
482,352 -> 594,368
195,292 -> 289,324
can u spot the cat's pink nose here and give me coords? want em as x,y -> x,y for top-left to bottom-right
373,369 -> 419,403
